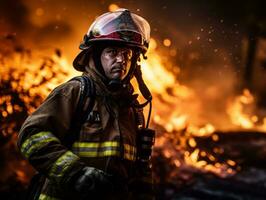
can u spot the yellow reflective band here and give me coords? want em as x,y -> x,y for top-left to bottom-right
21,132 -> 59,159
72,141 -> 120,148
72,141 -> 136,161
48,151 -> 79,183
76,150 -> 120,157
39,194 -> 59,200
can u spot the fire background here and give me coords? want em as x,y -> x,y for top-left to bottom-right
1,0 -> 266,199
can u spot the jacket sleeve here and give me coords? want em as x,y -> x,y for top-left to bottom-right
17,80 -> 85,185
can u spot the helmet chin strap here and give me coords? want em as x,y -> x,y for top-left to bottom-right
133,53 -> 153,128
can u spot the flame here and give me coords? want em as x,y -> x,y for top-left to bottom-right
1,33 -> 266,183
184,149 -> 236,177
109,4 -> 120,12
1,2 -> 265,192
138,38 -> 235,176
138,37 -> 265,177
227,89 -> 266,131
0,47 -> 76,183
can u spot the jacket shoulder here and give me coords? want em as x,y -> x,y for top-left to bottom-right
50,78 -> 82,99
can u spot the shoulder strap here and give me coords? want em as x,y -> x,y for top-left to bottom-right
132,103 -> 146,129
72,75 -> 95,124
64,75 -> 95,148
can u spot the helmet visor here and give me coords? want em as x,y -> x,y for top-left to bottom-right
88,9 -> 150,47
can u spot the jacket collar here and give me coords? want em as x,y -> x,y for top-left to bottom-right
83,66 -> 136,106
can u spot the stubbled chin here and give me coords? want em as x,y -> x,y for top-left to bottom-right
112,74 -> 123,80
111,72 -> 124,80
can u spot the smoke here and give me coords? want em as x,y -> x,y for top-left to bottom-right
0,0 -> 31,31
0,0 -> 73,51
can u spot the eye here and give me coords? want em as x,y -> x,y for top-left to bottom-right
106,49 -> 117,57
123,50 -> 133,59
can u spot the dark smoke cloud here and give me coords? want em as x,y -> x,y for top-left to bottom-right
0,0 -> 72,47
35,22 -> 72,43
0,0 -> 31,31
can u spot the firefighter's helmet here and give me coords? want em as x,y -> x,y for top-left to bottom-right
73,8 -> 150,71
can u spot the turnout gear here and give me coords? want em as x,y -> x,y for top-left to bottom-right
18,65 -> 154,199
18,8 -> 155,200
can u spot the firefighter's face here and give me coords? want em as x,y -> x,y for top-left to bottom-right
101,46 -> 133,80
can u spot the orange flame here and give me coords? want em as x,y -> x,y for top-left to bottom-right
2,33 -> 266,180
227,89 -> 266,131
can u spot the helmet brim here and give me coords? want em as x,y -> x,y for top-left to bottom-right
73,40 -> 143,72
88,38 -> 147,52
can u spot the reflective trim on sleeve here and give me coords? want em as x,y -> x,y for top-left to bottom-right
39,194 -> 60,200
48,151 -> 79,183
21,131 -> 59,159
73,141 -> 119,148
72,141 -> 136,161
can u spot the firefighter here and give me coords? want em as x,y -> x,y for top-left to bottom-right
18,8 -> 154,200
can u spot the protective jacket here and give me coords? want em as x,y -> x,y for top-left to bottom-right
17,65 -> 153,200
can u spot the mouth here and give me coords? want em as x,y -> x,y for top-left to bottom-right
111,66 -> 125,74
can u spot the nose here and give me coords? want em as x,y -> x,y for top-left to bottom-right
115,52 -> 125,63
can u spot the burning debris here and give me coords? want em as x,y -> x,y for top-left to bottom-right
1,32 -> 266,199
0,36 -> 73,197
227,89 -> 266,130
139,37 -> 266,199
1,32 -> 266,198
